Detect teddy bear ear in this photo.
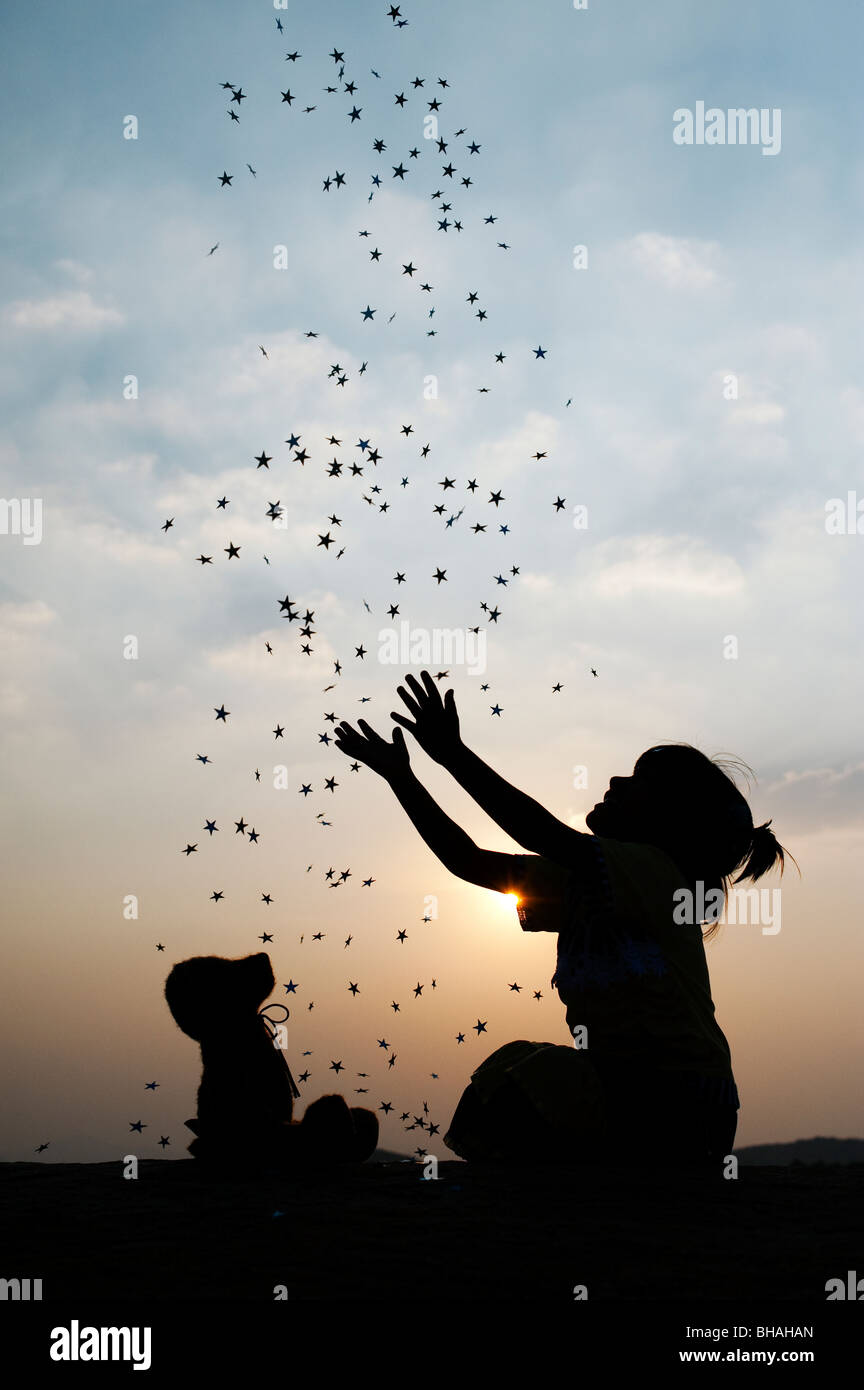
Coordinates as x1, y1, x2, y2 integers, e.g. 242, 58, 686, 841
247, 951, 275, 988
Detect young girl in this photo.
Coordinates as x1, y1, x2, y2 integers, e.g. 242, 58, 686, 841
334, 671, 793, 1168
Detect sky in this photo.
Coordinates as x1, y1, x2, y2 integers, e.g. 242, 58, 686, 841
1, 0, 862, 1163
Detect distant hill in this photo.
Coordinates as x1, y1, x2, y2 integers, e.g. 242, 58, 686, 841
377, 1138, 864, 1166
737, 1136, 864, 1165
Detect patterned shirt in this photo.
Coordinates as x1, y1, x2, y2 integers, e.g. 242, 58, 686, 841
505, 835, 739, 1108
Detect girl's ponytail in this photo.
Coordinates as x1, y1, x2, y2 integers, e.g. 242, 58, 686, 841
733, 819, 792, 884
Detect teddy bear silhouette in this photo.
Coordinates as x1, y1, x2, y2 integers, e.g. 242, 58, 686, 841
164, 951, 378, 1171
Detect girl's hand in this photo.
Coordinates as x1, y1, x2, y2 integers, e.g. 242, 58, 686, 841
391, 670, 462, 765
334, 718, 410, 781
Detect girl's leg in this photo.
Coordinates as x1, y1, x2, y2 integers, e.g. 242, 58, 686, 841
446, 1073, 566, 1162
445, 1041, 607, 1163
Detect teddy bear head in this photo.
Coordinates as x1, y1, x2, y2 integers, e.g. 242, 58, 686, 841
164, 951, 276, 1041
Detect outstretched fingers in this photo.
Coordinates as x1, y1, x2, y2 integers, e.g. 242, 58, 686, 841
395, 682, 423, 719
401, 669, 444, 712
408, 669, 441, 704
356, 717, 388, 745
390, 710, 418, 735
419, 669, 442, 700
334, 719, 375, 750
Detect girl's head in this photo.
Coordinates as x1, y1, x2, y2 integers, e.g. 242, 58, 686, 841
585, 743, 793, 931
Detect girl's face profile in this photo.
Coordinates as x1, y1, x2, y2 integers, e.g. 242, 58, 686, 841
585, 752, 676, 840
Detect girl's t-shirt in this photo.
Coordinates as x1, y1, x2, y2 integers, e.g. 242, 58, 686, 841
504, 834, 739, 1108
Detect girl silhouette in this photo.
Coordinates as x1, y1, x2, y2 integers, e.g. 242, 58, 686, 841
334, 671, 793, 1168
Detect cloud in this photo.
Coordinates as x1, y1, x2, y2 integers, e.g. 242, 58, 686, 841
53, 259, 93, 284
4, 291, 124, 331
622, 232, 725, 290
729, 402, 786, 426
590, 534, 745, 598
71, 522, 184, 568
837, 386, 864, 446
762, 763, 864, 832
99, 453, 157, 480
757, 323, 826, 368
519, 572, 556, 594
0, 601, 59, 718
207, 630, 338, 681
0, 598, 57, 632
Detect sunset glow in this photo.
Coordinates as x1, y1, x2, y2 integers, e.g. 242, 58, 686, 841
0, 0, 860, 1174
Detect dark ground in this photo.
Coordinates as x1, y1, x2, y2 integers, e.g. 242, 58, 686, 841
3, 1157, 861, 1301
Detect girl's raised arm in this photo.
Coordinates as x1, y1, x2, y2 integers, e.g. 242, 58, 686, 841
333, 716, 529, 892
391, 671, 589, 865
